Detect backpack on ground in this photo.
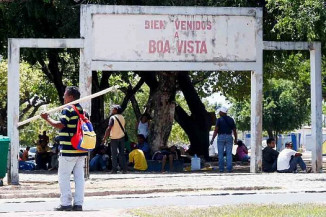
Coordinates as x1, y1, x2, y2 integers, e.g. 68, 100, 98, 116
71, 105, 96, 151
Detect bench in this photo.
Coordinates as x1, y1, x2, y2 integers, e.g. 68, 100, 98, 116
146, 160, 184, 172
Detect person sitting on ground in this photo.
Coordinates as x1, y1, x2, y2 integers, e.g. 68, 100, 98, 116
262, 138, 279, 172
236, 140, 250, 162
39, 131, 50, 146
19, 146, 36, 171
161, 145, 181, 173
277, 142, 311, 173
136, 113, 150, 139
136, 134, 150, 159
128, 143, 148, 171
49, 136, 60, 171
90, 145, 109, 171
36, 135, 51, 170
22, 146, 30, 161
19, 149, 23, 160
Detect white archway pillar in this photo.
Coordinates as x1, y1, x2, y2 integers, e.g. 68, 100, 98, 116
7, 39, 84, 185
263, 41, 323, 173
310, 42, 323, 172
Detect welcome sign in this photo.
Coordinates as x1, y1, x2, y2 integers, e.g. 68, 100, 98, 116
92, 14, 257, 62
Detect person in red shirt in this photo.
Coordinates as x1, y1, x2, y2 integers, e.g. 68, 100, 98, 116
22, 147, 30, 161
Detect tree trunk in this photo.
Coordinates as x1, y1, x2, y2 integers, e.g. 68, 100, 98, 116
130, 95, 141, 121
91, 71, 111, 145
47, 50, 65, 104
148, 72, 176, 152
120, 78, 145, 113
136, 71, 159, 117
267, 129, 274, 138
175, 72, 213, 159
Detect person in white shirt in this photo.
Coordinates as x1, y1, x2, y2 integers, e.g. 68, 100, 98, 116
277, 142, 310, 173
136, 113, 150, 139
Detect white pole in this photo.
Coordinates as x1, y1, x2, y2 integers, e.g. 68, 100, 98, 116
80, 5, 93, 115
250, 9, 263, 173
18, 85, 119, 127
310, 42, 323, 173
7, 39, 20, 185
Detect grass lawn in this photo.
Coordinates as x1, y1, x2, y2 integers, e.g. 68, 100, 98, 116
130, 203, 326, 217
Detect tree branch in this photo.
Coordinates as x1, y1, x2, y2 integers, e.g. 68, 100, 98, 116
177, 72, 207, 116
120, 78, 145, 112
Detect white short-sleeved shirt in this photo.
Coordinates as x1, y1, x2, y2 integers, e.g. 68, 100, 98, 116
137, 122, 149, 138
277, 149, 296, 171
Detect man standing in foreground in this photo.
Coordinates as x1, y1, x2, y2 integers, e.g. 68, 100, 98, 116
102, 105, 127, 174
210, 106, 237, 172
277, 142, 310, 173
41, 86, 87, 211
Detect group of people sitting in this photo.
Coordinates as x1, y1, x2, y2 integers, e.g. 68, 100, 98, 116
262, 138, 311, 173
91, 107, 183, 173
90, 133, 150, 172
19, 131, 59, 171
90, 132, 181, 173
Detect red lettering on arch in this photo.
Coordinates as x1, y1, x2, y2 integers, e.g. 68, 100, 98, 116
149, 40, 156, 53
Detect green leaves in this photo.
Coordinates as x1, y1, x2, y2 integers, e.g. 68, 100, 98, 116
230, 78, 310, 136
267, 0, 326, 41
0, 60, 59, 145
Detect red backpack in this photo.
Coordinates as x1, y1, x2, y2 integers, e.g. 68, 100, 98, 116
70, 105, 96, 151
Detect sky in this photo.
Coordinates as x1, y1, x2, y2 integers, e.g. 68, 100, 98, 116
204, 92, 231, 108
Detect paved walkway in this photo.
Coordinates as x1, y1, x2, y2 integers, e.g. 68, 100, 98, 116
1, 153, 326, 215
1, 171, 326, 200
1, 192, 326, 215
1, 169, 326, 215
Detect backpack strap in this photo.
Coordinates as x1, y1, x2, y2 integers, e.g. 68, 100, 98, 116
114, 115, 125, 133
71, 105, 85, 120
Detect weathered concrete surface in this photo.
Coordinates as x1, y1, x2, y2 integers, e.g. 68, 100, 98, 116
1, 163, 326, 216
1, 154, 325, 200
1, 193, 326, 216
1, 170, 326, 200
1, 155, 325, 216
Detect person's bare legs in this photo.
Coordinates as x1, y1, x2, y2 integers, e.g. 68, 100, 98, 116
169, 154, 174, 172
161, 155, 167, 172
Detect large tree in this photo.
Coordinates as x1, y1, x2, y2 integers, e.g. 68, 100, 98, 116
2, 0, 326, 155
175, 72, 214, 158
0, 60, 57, 140
231, 78, 310, 138
0, 1, 81, 103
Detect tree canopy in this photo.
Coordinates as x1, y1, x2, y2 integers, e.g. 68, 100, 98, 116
231, 78, 310, 138
0, 0, 325, 151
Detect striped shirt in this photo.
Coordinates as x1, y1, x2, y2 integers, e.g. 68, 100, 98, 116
59, 104, 88, 156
